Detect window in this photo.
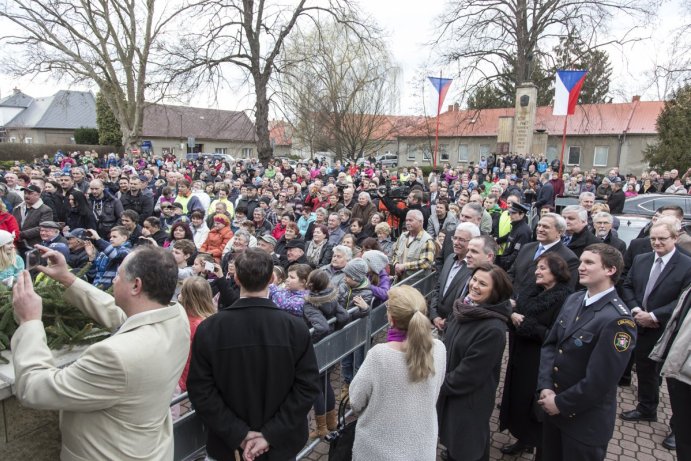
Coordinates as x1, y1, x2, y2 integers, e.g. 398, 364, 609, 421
567, 146, 581, 165
546, 145, 558, 161
458, 144, 469, 162
407, 144, 416, 160
9, 137, 16, 143
440, 144, 449, 161
593, 146, 609, 167
215, 147, 227, 155
24, 137, 32, 144
242, 148, 252, 158
479, 144, 491, 157
422, 149, 431, 162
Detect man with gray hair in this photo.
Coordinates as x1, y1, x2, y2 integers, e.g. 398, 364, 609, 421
327, 213, 345, 245
325, 245, 352, 288
430, 222, 481, 331
561, 205, 600, 259
391, 209, 435, 280
593, 212, 626, 255
508, 213, 580, 297
350, 191, 376, 224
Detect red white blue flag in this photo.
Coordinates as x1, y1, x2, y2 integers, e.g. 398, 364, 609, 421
428, 77, 453, 113
553, 70, 587, 116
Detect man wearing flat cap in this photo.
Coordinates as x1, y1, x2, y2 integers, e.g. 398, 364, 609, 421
283, 238, 309, 269
496, 202, 532, 271
39, 221, 68, 247
12, 184, 53, 252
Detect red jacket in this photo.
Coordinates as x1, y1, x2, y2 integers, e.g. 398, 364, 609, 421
0, 212, 20, 245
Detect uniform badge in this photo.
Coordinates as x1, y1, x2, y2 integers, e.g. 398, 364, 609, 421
515, 243, 522, 250
614, 332, 632, 352
617, 319, 635, 328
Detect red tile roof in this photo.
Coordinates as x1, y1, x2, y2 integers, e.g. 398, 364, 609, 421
269, 120, 292, 146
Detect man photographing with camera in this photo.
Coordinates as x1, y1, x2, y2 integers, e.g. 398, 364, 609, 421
11, 244, 189, 460
377, 185, 430, 234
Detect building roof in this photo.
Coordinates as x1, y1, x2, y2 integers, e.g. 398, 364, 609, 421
416, 100, 664, 138
269, 120, 292, 146
4, 90, 96, 129
142, 104, 256, 142
0, 89, 34, 108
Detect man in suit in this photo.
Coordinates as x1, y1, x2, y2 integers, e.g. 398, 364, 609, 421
535, 172, 554, 211
188, 248, 320, 461
508, 213, 580, 298
11, 245, 189, 460
561, 205, 600, 259
620, 221, 691, 444
538, 243, 636, 460
429, 222, 481, 332
12, 184, 53, 252
650, 284, 691, 460
436, 202, 484, 270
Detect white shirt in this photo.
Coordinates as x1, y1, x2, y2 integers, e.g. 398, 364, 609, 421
584, 286, 616, 306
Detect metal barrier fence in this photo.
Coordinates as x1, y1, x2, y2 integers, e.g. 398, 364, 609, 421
172, 269, 439, 461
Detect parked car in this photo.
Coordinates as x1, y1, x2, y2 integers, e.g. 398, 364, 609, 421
622, 194, 691, 220
376, 153, 398, 167
615, 215, 651, 247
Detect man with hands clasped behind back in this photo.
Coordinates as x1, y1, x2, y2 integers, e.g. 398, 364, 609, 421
10, 244, 189, 460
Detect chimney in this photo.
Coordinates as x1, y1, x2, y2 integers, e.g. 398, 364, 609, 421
632, 95, 641, 102
454, 102, 460, 112
13, 87, 21, 94
447, 104, 454, 112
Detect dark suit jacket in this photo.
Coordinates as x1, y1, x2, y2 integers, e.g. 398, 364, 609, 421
12, 202, 54, 249
624, 237, 691, 276
508, 241, 580, 298
535, 182, 554, 210
538, 290, 636, 445
621, 250, 691, 327
429, 254, 472, 321
188, 297, 320, 461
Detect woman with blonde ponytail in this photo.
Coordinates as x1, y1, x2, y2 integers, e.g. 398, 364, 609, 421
349, 285, 446, 461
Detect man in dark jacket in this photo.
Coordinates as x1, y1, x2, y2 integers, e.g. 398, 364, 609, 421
12, 184, 54, 252
535, 173, 554, 211
496, 202, 533, 271
119, 176, 154, 223
377, 187, 431, 234
88, 179, 123, 239
593, 212, 626, 255
561, 205, 600, 259
187, 248, 319, 461
607, 179, 626, 215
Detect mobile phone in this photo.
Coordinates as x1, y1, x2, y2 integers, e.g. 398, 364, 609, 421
25, 249, 46, 270
204, 262, 215, 272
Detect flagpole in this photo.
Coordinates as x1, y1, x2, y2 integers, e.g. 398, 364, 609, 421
433, 71, 442, 169
558, 115, 567, 177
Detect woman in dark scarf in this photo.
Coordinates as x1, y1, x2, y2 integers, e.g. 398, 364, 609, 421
438, 263, 513, 461
499, 253, 572, 456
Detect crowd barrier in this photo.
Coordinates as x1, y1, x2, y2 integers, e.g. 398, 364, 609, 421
171, 269, 439, 461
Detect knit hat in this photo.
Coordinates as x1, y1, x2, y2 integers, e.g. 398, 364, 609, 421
0, 230, 14, 246
362, 250, 389, 275
344, 258, 369, 284
213, 214, 230, 225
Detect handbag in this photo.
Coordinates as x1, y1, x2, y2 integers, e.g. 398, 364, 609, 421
327, 397, 356, 461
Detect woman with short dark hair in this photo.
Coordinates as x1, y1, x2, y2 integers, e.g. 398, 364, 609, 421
499, 253, 572, 456
438, 263, 513, 461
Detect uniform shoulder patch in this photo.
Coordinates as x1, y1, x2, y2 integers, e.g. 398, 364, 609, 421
614, 332, 632, 352
515, 242, 522, 251
617, 319, 636, 328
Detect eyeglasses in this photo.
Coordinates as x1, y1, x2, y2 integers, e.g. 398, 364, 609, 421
452, 237, 470, 243
649, 236, 672, 243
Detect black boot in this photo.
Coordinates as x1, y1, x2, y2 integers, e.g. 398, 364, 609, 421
500, 441, 535, 455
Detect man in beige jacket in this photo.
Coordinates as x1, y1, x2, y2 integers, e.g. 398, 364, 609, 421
11, 245, 189, 461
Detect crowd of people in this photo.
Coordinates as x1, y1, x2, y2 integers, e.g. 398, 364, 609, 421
3, 149, 691, 461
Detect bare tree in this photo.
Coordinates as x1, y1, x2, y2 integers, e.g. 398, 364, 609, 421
161, 0, 369, 165
434, 0, 657, 101
278, 22, 398, 161
0, 0, 197, 149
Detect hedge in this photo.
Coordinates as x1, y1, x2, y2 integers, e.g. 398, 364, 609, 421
0, 143, 122, 164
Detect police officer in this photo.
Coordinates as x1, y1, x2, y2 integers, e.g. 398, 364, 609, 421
496, 202, 532, 271
537, 243, 636, 461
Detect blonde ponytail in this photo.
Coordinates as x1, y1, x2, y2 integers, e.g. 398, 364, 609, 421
387, 286, 435, 383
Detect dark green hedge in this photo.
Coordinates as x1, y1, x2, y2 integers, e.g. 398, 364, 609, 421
0, 143, 121, 164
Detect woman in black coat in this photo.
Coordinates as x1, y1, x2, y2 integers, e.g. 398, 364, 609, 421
438, 263, 513, 461
499, 252, 572, 456
65, 189, 97, 231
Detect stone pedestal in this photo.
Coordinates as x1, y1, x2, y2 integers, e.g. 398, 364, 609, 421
512, 83, 538, 155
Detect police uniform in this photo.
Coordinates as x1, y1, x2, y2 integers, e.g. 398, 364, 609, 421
538, 289, 637, 460
496, 203, 532, 271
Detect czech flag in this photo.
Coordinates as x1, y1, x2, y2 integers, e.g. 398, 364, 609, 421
553, 70, 587, 116
428, 77, 453, 113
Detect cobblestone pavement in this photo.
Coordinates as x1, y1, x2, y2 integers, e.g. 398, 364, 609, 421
300, 345, 676, 461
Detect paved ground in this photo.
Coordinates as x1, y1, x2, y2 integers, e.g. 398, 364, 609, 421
300, 344, 676, 461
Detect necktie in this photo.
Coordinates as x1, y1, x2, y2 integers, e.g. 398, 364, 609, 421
533, 244, 545, 260
562, 234, 572, 246
642, 257, 663, 310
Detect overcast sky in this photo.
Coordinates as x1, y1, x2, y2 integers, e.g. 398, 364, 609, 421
0, 0, 687, 116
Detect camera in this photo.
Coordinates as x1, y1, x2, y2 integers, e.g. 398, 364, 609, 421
25, 249, 47, 270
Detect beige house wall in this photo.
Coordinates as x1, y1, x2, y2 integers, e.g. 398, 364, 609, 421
5, 128, 77, 145
142, 137, 256, 159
